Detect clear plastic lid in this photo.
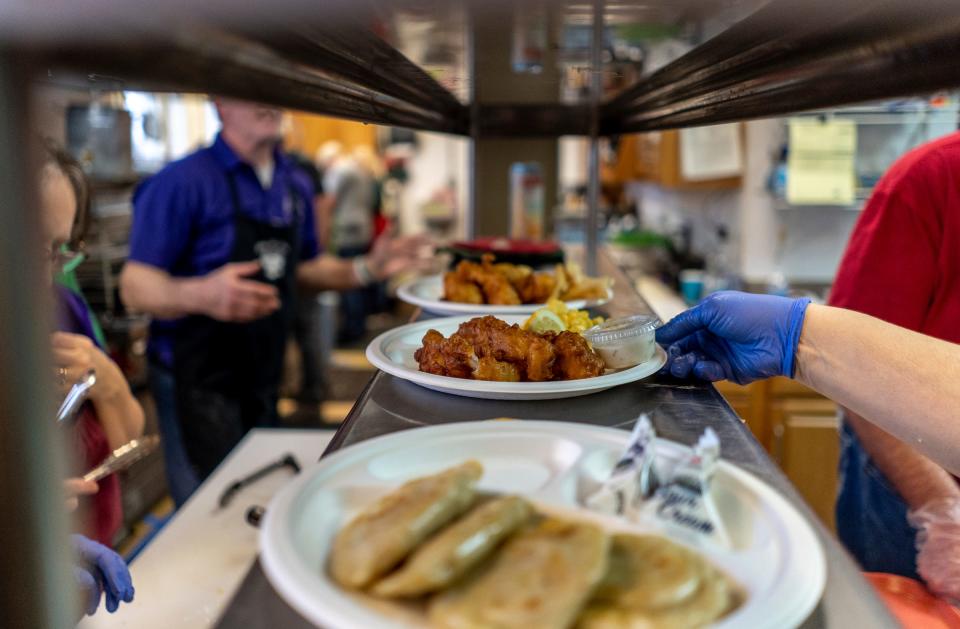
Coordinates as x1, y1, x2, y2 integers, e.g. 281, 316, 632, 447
582, 314, 661, 345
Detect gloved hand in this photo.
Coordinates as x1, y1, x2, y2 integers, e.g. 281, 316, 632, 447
73, 565, 103, 617
71, 534, 134, 616
655, 291, 812, 385
909, 499, 960, 604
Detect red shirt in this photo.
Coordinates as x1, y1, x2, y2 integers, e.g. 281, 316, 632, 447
57, 286, 123, 545
829, 131, 960, 344
73, 406, 122, 545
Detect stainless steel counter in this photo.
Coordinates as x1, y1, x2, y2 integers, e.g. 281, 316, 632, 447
216, 249, 896, 628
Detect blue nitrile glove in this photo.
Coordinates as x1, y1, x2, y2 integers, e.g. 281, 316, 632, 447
655, 291, 811, 385
73, 565, 103, 617
71, 534, 135, 615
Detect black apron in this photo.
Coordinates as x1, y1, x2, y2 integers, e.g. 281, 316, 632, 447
173, 168, 302, 480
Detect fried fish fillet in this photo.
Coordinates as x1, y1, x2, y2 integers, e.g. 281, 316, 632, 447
328, 460, 483, 589
372, 496, 534, 598
576, 534, 736, 629
429, 518, 610, 629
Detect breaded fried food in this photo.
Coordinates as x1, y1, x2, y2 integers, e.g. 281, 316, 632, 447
550, 331, 606, 380
429, 518, 611, 629
558, 262, 612, 301
473, 356, 522, 382
551, 263, 570, 300
463, 255, 522, 305
443, 271, 483, 304
560, 279, 612, 301
517, 272, 557, 304
441, 255, 611, 306
456, 316, 556, 381
493, 262, 533, 289
415, 329, 478, 378
372, 496, 533, 598
329, 461, 483, 589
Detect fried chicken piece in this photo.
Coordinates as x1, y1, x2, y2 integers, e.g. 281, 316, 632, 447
454, 259, 481, 281
455, 315, 555, 381
453, 314, 511, 348
493, 262, 533, 290
415, 329, 478, 378
475, 273, 521, 304
550, 331, 606, 380
516, 272, 557, 304
473, 356, 521, 382
460, 257, 521, 305
443, 271, 483, 304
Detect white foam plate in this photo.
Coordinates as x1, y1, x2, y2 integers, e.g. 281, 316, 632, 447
365, 315, 666, 400
260, 420, 826, 629
397, 273, 613, 316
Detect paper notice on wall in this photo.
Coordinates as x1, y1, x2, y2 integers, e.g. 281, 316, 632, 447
787, 118, 857, 205
679, 123, 743, 181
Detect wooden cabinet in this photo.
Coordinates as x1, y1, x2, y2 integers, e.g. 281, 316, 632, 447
776, 404, 840, 529
715, 378, 839, 529
613, 130, 742, 190
284, 112, 378, 158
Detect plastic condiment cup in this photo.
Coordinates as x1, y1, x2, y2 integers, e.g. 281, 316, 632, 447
583, 314, 660, 369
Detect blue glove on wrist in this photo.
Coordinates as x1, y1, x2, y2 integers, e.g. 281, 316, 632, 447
655, 291, 811, 385
73, 565, 102, 617
71, 534, 134, 616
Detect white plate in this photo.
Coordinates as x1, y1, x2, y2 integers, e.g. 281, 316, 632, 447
260, 420, 826, 629
397, 273, 613, 316
365, 315, 666, 400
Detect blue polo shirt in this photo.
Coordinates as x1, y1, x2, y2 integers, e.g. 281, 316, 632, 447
129, 133, 319, 367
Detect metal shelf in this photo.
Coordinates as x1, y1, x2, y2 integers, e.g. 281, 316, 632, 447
602, 0, 960, 134
35, 20, 468, 135
18, 0, 960, 138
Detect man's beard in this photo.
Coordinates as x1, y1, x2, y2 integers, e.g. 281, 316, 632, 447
252, 134, 283, 153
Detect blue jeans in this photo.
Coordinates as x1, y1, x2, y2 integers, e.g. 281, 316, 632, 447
149, 361, 200, 508
835, 421, 919, 578
338, 245, 385, 342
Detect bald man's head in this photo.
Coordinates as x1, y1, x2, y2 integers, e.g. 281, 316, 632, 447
214, 98, 285, 149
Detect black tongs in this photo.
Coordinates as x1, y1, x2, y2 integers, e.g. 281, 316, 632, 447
218, 452, 301, 509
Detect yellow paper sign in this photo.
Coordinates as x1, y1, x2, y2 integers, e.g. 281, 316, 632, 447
786, 118, 857, 206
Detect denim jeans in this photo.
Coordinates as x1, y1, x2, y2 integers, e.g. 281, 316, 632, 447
338, 245, 380, 342
149, 360, 200, 508
835, 421, 919, 579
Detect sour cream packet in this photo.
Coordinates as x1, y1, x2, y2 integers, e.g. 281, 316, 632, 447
637, 428, 731, 549
586, 414, 659, 516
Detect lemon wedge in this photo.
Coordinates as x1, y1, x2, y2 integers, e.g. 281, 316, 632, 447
525, 308, 566, 334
